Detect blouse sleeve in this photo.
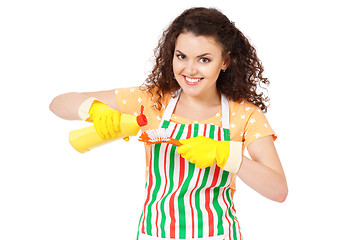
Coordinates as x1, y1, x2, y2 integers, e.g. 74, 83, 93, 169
243, 104, 277, 147
115, 86, 151, 115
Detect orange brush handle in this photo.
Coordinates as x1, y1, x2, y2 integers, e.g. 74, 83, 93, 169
169, 138, 182, 147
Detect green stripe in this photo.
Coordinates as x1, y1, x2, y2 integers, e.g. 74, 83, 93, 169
136, 210, 144, 240
194, 124, 218, 237
213, 170, 229, 235
223, 128, 231, 141
173, 124, 186, 237
194, 124, 217, 237
193, 123, 199, 138
146, 120, 171, 236
174, 124, 186, 141
137, 181, 148, 239
146, 142, 161, 235
178, 160, 195, 237
208, 124, 226, 235
177, 123, 199, 237
226, 188, 238, 240
209, 124, 215, 139
162, 120, 170, 129
195, 167, 210, 238
222, 128, 233, 236
160, 123, 185, 237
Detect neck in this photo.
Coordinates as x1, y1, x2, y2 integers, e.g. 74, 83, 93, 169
172, 90, 223, 121
178, 90, 221, 108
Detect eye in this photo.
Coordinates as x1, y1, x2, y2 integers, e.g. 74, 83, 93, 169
200, 57, 210, 63
176, 54, 186, 60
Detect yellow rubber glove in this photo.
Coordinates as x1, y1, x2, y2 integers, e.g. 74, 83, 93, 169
177, 136, 243, 173
86, 100, 122, 140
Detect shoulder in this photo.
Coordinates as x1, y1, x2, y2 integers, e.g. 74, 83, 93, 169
229, 99, 263, 116
229, 99, 275, 145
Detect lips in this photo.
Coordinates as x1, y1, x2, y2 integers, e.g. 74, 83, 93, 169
183, 76, 204, 85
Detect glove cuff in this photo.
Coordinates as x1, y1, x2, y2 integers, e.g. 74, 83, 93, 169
78, 97, 99, 121
223, 141, 243, 173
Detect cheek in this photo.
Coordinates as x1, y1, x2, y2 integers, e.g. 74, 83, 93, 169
172, 62, 182, 83
202, 64, 221, 78
172, 59, 181, 73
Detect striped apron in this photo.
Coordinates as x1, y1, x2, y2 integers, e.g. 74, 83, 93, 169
137, 92, 242, 240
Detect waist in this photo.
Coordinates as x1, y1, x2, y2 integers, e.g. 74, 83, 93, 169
138, 233, 225, 240
139, 185, 238, 239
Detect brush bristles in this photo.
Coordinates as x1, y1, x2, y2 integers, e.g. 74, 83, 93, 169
146, 128, 171, 143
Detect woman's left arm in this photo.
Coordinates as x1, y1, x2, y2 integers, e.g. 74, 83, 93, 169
237, 135, 288, 202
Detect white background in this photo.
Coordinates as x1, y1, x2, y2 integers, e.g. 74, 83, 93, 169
1, 0, 360, 239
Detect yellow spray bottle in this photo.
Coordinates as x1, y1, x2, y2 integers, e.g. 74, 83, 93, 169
69, 106, 148, 153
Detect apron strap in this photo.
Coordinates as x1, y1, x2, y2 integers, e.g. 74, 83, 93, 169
220, 94, 229, 129
160, 89, 181, 124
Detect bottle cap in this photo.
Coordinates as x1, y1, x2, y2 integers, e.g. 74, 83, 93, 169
136, 105, 148, 127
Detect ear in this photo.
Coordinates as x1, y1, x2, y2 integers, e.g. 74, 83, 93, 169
222, 51, 231, 70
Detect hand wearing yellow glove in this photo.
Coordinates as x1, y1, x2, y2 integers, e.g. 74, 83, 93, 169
177, 136, 243, 173
78, 97, 125, 140
69, 97, 147, 153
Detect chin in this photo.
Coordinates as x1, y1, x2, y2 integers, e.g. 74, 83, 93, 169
181, 87, 203, 97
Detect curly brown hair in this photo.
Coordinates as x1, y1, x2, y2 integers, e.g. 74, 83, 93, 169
143, 7, 270, 112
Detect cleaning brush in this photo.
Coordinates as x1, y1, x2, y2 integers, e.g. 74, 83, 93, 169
138, 128, 182, 146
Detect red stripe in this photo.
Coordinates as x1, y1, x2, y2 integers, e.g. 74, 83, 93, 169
222, 187, 232, 240
204, 125, 223, 237
154, 125, 178, 236
218, 126, 222, 141
203, 124, 207, 136
186, 124, 192, 140
183, 125, 195, 236
169, 125, 186, 238
231, 203, 242, 239
141, 148, 153, 234
189, 170, 202, 238
205, 166, 220, 236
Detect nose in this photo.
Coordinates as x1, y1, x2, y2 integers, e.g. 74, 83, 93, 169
185, 61, 197, 76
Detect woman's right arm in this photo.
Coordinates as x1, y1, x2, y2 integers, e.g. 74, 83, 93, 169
49, 90, 118, 120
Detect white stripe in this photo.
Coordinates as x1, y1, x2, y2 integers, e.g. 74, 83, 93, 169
202, 163, 217, 235
145, 145, 158, 233
174, 143, 181, 238
231, 204, 242, 240
165, 123, 180, 236
149, 145, 158, 235
188, 166, 202, 238
153, 142, 168, 234
218, 172, 232, 234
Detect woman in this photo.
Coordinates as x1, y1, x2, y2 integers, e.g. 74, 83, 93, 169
50, 7, 287, 240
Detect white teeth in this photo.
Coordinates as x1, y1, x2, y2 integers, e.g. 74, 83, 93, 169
185, 76, 202, 83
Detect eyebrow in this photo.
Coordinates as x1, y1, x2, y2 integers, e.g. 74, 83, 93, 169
175, 50, 212, 58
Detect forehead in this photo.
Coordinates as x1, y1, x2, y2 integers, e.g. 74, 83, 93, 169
174, 32, 224, 55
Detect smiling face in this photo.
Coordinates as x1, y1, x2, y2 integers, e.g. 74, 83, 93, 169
172, 32, 229, 102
